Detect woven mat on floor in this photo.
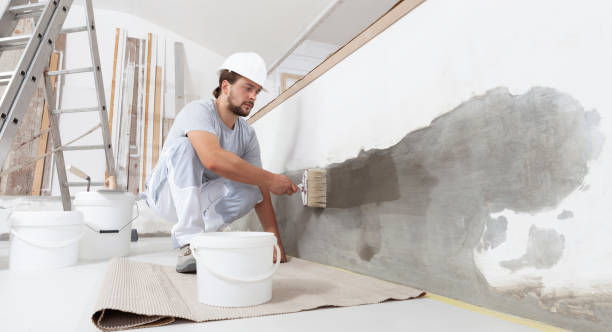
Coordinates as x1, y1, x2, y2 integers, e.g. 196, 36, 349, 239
91, 257, 425, 331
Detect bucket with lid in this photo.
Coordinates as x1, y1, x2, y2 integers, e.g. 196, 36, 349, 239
191, 231, 281, 307
73, 191, 138, 259
8, 211, 84, 271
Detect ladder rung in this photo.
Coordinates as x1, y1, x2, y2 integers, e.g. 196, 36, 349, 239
0, 71, 13, 85
67, 181, 105, 187
48, 67, 94, 76
0, 71, 12, 85
0, 35, 31, 50
61, 26, 88, 34
0, 71, 14, 80
9, 3, 47, 19
61, 145, 105, 151
52, 107, 99, 115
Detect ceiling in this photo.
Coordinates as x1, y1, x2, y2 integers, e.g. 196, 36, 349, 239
92, 0, 400, 69
92, 0, 333, 67
308, 0, 400, 46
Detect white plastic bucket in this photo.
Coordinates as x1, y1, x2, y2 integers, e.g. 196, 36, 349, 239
191, 232, 281, 307
9, 211, 84, 271
73, 191, 137, 259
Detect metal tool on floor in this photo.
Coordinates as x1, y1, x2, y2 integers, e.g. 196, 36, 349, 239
297, 168, 327, 208
0, 0, 116, 210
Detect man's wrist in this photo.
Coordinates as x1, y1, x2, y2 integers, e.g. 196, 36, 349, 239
262, 171, 275, 189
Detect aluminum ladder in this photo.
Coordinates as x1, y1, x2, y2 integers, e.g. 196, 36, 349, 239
0, 0, 116, 210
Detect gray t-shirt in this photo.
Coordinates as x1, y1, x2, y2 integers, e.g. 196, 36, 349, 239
163, 98, 262, 180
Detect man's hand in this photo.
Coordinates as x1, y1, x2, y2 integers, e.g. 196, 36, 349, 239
273, 240, 288, 263
268, 174, 298, 195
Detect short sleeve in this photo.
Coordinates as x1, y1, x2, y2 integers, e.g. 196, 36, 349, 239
243, 131, 262, 168
177, 101, 219, 138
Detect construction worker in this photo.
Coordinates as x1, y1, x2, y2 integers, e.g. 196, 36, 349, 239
144, 52, 298, 273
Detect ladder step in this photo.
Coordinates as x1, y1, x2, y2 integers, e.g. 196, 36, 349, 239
0, 35, 31, 50
67, 181, 105, 187
52, 106, 99, 115
9, 2, 47, 19
0, 71, 13, 85
61, 26, 88, 34
0, 71, 14, 79
61, 144, 105, 151
48, 67, 94, 76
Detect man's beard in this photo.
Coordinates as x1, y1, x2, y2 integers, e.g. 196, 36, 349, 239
228, 92, 252, 117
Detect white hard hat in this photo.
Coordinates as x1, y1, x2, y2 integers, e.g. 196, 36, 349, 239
218, 52, 268, 91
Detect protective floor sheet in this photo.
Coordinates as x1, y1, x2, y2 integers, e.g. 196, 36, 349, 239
92, 257, 425, 331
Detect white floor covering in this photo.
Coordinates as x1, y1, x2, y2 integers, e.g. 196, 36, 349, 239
0, 237, 540, 332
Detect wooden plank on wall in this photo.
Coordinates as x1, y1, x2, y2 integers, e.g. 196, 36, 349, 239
115, 37, 140, 188
247, 0, 426, 125
140, 33, 152, 192
134, 38, 146, 193
174, 41, 185, 113
108, 28, 120, 134
31, 51, 60, 196
39, 34, 66, 196
126, 37, 143, 194
152, 65, 162, 169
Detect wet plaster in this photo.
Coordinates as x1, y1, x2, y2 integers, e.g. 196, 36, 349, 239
479, 216, 508, 251
557, 210, 574, 220
235, 87, 608, 331
500, 225, 566, 272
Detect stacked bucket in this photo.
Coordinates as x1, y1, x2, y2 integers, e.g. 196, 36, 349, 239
7, 191, 137, 271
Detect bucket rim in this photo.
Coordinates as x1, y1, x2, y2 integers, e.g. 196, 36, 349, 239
190, 231, 277, 249
9, 211, 83, 227
74, 191, 136, 202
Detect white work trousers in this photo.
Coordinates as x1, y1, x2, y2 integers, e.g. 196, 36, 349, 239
145, 137, 262, 247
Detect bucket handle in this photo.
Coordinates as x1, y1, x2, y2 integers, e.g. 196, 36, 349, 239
10, 227, 84, 249
83, 202, 139, 234
192, 243, 281, 283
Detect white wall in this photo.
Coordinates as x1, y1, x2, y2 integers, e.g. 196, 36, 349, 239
53, 5, 224, 194
251, 0, 612, 298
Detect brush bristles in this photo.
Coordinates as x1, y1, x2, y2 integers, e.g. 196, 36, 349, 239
306, 168, 327, 208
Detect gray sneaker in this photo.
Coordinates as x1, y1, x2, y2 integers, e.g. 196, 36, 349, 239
176, 244, 196, 273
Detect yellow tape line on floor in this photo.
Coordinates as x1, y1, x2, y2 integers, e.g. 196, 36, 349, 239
425, 293, 569, 332
304, 258, 569, 332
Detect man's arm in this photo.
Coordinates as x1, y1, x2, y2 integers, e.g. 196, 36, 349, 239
188, 131, 297, 195
255, 187, 287, 263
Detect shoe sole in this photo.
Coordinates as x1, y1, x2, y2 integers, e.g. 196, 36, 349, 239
176, 259, 196, 274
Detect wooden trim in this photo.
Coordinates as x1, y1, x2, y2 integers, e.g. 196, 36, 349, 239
141, 33, 152, 191
152, 66, 162, 169
247, 0, 426, 125
31, 52, 60, 196
109, 28, 120, 133
279, 72, 303, 93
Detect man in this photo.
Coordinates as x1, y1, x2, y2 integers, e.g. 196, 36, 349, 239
145, 52, 298, 273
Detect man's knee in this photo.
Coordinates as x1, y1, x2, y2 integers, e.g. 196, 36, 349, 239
218, 182, 262, 222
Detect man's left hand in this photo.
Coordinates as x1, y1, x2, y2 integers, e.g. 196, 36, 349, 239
273, 241, 287, 263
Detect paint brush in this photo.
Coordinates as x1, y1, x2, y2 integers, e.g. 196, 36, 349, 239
297, 168, 327, 208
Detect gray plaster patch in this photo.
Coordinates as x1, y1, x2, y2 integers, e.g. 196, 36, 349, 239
327, 148, 400, 209
236, 86, 608, 331
557, 210, 574, 220
500, 225, 566, 272
357, 208, 382, 261
479, 216, 508, 251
